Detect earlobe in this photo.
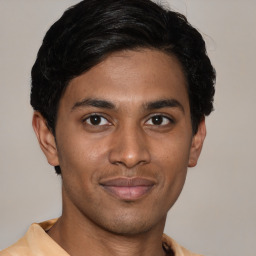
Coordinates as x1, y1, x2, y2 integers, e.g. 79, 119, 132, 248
32, 112, 59, 167
188, 118, 206, 167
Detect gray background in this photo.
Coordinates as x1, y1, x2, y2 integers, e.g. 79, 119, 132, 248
0, 0, 255, 255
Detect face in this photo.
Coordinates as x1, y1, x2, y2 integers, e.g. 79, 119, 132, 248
33, 49, 205, 235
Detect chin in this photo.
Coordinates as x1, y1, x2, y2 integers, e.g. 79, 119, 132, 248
105, 222, 152, 236
99, 212, 165, 236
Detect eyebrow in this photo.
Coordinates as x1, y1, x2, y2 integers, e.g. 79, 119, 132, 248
71, 97, 184, 113
71, 98, 115, 111
145, 99, 185, 113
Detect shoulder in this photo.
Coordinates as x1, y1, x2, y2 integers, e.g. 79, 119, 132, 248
0, 250, 12, 256
0, 231, 36, 256
0, 237, 29, 256
0, 219, 60, 256
162, 233, 203, 256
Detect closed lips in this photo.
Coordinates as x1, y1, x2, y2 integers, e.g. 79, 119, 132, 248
100, 177, 156, 200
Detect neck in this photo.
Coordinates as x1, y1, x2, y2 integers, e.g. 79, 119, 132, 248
48, 194, 167, 256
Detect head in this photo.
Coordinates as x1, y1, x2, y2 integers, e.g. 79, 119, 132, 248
31, 0, 215, 142
31, 0, 215, 236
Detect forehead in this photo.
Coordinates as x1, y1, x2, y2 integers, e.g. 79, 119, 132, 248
60, 49, 189, 111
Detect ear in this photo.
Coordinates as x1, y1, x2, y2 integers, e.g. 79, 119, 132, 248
32, 111, 59, 167
188, 118, 206, 167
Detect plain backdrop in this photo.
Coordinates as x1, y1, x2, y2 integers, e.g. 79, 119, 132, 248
0, 1, 255, 255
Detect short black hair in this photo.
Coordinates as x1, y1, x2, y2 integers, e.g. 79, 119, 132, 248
31, 0, 215, 174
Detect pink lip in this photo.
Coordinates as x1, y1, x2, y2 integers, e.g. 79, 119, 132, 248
100, 177, 156, 201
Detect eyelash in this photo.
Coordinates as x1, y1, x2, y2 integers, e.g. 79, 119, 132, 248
145, 114, 174, 126
82, 114, 111, 126
82, 113, 174, 127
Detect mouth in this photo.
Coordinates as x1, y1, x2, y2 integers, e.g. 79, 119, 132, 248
99, 177, 156, 201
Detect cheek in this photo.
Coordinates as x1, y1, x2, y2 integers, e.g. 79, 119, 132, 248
57, 137, 104, 203
57, 133, 107, 172
153, 153, 188, 212
153, 132, 192, 170
152, 134, 191, 198
56, 134, 113, 200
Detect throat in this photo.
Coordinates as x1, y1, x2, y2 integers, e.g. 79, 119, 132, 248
46, 217, 169, 256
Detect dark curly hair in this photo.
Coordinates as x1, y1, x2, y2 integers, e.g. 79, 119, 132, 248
31, 0, 215, 174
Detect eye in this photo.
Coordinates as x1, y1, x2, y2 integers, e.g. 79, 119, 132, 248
146, 115, 173, 126
84, 114, 110, 126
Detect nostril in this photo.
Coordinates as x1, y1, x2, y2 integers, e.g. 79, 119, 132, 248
109, 150, 151, 168
108, 128, 151, 168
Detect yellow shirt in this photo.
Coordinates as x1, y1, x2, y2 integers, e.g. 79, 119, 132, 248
0, 219, 202, 256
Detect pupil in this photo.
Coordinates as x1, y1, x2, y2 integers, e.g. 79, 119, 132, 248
90, 116, 101, 125
152, 116, 163, 125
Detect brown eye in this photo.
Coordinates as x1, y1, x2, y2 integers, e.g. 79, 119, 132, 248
146, 115, 172, 126
85, 115, 109, 126
151, 115, 163, 125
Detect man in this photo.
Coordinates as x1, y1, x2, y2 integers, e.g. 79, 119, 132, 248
0, 0, 215, 255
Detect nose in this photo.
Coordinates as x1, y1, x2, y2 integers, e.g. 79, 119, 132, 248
108, 125, 151, 168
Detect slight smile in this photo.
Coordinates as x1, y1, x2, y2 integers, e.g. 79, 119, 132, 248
100, 177, 156, 201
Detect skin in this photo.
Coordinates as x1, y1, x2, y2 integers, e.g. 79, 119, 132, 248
33, 49, 206, 256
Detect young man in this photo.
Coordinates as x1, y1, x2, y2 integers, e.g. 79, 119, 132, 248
0, 0, 215, 255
